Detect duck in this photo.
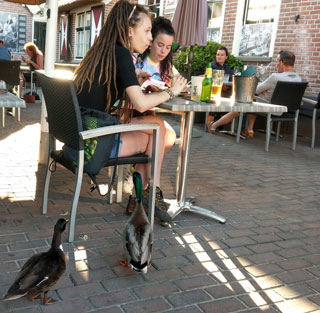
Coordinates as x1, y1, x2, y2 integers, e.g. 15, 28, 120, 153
120, 171, 153, 274
4, 218, 68, 305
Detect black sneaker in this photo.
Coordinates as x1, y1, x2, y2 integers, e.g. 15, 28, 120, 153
142, 186, 172, 223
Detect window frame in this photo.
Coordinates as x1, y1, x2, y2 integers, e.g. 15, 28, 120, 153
232, 0, 281, 60
207, 0, 225, 43
75, 10, 91, 59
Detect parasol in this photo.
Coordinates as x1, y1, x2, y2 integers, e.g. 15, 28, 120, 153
5, 0, 45, 4
172, 0, 207, 79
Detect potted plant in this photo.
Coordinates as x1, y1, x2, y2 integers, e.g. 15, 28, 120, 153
174, 41, 244, 76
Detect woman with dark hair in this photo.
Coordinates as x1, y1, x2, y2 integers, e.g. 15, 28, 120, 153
136, 16, 178, 87
73, 1, 187, 222
210, 46, 233, 78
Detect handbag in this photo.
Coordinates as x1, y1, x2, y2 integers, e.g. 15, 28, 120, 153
63, 107, 121, 177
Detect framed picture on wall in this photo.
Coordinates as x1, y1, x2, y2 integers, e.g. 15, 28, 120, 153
0, 12, 25, 53
239, 23, 272, 57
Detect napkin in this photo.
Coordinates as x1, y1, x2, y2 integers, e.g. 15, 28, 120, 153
241, 65, 256, 77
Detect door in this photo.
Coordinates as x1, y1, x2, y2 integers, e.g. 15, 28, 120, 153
33, 21, 46, 56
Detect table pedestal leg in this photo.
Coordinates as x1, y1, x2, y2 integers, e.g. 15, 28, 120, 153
170, 111, 227, 224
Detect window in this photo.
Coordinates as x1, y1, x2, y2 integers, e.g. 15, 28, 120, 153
239, 0, 279, 57
147, 0, 160, 18
207, 0, 224, 43
75, 11, 91, 59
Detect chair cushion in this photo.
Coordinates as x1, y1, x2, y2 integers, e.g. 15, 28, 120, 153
300, 108, 320, 119
271, 112, 296, 122
51, 150, 150, 173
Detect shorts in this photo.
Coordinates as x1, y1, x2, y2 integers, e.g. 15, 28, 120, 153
109, 134, 122, 158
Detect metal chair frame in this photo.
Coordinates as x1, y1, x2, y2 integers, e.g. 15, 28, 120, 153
38, 73, 159, 242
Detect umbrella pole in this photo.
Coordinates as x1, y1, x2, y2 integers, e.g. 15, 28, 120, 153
187, 46, 194, 81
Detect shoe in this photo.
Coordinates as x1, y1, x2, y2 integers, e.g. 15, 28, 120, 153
125, 195, 136, 215
126, 195, 148, 215
123, 165, 134, 194
242, 129, 254, 138
206, 115, 216, 134
142, 186, 172, 223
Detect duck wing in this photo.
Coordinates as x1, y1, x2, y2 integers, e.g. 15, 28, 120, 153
4, 250, 66, 300
139, 223, 153, 266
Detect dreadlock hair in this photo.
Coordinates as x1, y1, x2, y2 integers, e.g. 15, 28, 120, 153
139, 16, 175, 83
74, 0, 149, 114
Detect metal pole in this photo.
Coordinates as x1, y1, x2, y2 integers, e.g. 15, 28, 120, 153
38, 0, 58, 164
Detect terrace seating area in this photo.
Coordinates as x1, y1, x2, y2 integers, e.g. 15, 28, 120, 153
0, 99, 320, 312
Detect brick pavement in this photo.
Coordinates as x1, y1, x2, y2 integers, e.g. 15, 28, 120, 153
0, 102, 320, 313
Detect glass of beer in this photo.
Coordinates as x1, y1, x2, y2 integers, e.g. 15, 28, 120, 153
211, 70, 224, 101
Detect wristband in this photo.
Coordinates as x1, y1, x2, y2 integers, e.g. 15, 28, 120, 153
165, 88, 175, 100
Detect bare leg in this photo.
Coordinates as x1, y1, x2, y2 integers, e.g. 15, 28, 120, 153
247, 114, 257, 131
210, 112, 239, 130
164, 120, 176, 154
119, 115, 167, 189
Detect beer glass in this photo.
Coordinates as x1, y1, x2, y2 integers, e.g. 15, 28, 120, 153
211, 70, 224, 101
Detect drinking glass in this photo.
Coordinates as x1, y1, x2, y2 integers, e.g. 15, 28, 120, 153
211, 70, 224, 101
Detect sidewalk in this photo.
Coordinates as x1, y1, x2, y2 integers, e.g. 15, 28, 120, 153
0, 102, 320, 313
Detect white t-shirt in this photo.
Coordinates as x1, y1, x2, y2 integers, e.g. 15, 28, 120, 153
256, 72, 302, 101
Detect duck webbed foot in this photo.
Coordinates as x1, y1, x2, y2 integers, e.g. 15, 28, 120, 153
42, 291, 57, 305
29, 294, 42, 302
120, 259, 130, 268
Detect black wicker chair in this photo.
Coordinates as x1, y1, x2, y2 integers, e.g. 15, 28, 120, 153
0, 60, 22, 124
300, 91, 320, 148
265, 81, 308, 151
38, 73, 159, 242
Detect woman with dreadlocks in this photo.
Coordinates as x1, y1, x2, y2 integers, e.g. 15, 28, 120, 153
73, 0, 187, 223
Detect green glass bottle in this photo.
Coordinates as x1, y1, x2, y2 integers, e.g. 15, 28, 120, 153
200, 64, 213, 102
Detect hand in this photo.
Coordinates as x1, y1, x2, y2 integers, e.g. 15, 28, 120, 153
135, 69, 151, 85
21, 56, 25, 62
170, 75, 187, 96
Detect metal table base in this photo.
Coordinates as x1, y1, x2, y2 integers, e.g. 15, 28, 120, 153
170, 110, 227, 224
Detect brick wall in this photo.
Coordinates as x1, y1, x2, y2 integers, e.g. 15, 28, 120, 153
0, 2, 33, 60
273, 0, 320, 94
221, 0, 320, 95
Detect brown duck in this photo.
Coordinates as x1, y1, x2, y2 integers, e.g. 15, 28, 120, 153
4, 218, 68, 304
121, 171, 153, 273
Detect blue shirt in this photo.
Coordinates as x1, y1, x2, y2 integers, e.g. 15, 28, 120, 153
0, 46, 11, 61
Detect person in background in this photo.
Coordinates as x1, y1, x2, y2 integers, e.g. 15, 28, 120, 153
20, 42, 44, 92
122, 16, 179, 198
207, 50, 301, 137
0, 39, 11, 61
211, 47, 233, 79
73, 0, 187, 222
136, 16, 179, 87
21, 42, 43, 70
135, 16, 178, 152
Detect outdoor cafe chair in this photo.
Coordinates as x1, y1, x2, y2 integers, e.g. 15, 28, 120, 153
263, 81, 308, 151
0, 60, 22, 120
38, 73, 159, 243
300, 91, 320, 148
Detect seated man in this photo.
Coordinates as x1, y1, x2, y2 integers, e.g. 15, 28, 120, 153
0, 39, 11, 61
207, 50, 302, 137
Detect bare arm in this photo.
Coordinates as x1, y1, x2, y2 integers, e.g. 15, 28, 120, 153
126, 74, 187, 113
256, 74, 276, 95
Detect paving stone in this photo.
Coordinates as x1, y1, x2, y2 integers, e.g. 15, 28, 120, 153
133, 281, 179, 300
276, 269, 315, 285
174, 274, 217, 290
1, 105, 320, 312
90, 289, 137, 308
199, 297, 245, 313
166, 289, 211, 307
122, 298, 171, 313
